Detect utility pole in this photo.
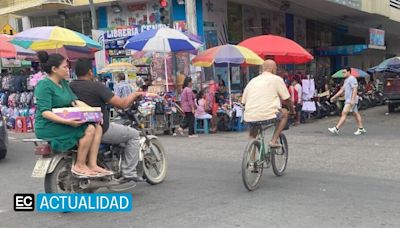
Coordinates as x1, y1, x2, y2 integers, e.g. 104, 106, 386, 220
89, 0, 98, 30
185, 0, 197, 35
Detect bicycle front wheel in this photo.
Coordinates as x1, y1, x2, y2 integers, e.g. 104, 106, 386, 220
271, 134, 289, 176
242, 139, 264, 191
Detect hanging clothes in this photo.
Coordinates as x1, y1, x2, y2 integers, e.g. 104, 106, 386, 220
302, 76, 316, 112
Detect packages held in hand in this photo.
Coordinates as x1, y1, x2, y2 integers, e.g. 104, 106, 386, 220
52, 107, 103, 123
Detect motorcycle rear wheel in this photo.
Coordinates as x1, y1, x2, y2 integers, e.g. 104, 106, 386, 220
44, 158, 93, 193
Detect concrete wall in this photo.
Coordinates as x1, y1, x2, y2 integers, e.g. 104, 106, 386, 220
202, 0, 228, 45
74, 0, 114, 6
361, 0, 390, 17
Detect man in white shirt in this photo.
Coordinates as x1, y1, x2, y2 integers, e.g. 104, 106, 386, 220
242, 60, 295, 148
293, 77, 302, 125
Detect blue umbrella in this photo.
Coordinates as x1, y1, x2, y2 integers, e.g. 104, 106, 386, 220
124, 28, 203, 91
124, 28, 202, 52
368, 57, 400, 73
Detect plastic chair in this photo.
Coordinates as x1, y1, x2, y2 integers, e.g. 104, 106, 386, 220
232, 117, 246, 132
194, 118, 209, 134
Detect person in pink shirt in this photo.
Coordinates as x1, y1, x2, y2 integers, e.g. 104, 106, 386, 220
178, 77, 197, 138
195, 90, 212, 119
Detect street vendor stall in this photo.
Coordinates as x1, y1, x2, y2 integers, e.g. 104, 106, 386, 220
123, 28, 202, 135
192, 44, 263, 131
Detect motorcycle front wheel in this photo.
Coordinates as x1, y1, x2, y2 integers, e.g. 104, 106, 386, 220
142, 138, 168, 185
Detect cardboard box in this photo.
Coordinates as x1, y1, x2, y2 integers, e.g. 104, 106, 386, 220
52, 107, 103, 123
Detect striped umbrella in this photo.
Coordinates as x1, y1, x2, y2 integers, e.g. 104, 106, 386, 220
332, 68, 369, 78
12, 26, 101, 51
99, 62, 137, 74
192, 44, 263, 67
124, 28, 203, 91
192, 44, 263, 105
0, 35, 36, 58
124, 28, 202, 52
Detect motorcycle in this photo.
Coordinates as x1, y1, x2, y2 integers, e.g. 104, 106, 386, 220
315, 90, 339, 118
25, 100, 168, 193
375, 90, 385, 106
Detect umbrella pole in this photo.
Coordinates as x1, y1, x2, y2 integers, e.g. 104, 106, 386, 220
164, 55, 169, 92
228, 63, 232, 108
213, 64, 216, 81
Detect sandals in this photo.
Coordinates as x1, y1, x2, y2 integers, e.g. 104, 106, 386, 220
71, 167, 99, 178
71, 166, 113, 178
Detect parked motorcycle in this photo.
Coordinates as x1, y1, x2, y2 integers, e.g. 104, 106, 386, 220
375, 90, 385, 106
26, 100, 168, 193
315, 90, 340, 118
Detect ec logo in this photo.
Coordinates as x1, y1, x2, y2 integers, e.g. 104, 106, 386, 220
14, 194, 35, 211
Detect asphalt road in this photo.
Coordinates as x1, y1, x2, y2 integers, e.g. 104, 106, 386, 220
0, 106, 399, 228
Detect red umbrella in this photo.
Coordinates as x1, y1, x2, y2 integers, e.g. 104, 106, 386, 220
238, 35, 313, 64
0, 40, 17, 58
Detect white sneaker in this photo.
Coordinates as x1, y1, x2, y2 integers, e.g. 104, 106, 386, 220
328, 127, 339, 135
354, 128, 366, 136
188, 135, 199, 138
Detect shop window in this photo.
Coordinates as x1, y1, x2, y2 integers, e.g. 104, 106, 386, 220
30, 16, 47, 28
48, 15, 65, 27
66, 12, 83, 34
16, 18, 23, 32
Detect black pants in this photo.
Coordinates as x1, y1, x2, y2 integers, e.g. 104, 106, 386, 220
182, 112, 195, 135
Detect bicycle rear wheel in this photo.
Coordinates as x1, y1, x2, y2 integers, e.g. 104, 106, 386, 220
242, 139, 264, 191
271, 134, 289, 176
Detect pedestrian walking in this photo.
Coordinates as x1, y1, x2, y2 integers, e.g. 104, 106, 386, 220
177, 77, 197, 138
329, 67, 366, 135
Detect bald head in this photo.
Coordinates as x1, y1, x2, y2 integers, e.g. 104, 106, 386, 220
262, 60, 277, 74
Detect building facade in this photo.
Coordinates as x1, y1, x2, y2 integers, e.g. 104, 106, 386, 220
2, 0, 400, 89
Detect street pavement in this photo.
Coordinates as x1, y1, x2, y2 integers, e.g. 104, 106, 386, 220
0, 106, 399, 228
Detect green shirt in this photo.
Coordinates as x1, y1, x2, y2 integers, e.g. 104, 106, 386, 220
34, 78, 87, 152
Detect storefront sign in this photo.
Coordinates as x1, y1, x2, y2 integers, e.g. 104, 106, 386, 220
105, 24, 168, 40
315, 44, 368, 56
92, 30, 108, 73
369, 28, 385, 46
173, 21, 187, 32
1, 24, 16, 35
1, 58, 21, 67
127, 3, 147, 11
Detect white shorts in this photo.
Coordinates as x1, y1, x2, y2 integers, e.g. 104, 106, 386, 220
343, 104, 359, 113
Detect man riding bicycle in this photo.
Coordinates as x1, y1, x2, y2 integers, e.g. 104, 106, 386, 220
242, 60, 295, 148
70, 58, 147, 184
